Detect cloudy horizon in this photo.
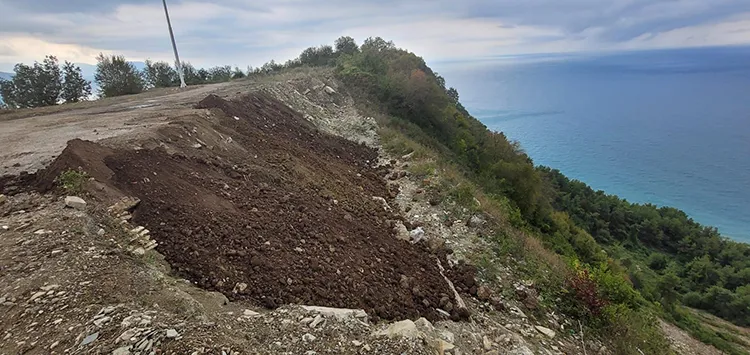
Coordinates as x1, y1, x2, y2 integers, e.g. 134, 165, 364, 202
1, 0, 750, 72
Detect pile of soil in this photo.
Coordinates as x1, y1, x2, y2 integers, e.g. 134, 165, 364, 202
34, 93, 468, 321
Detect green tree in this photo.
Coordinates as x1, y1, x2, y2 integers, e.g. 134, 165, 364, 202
232, 67, 246, 79
95, 54, 144, 97
61, 61, 91, 103
0, 55, 62, 108
334, 36, 359, 55
143, 60, 177, 88
657, 272, 681, 311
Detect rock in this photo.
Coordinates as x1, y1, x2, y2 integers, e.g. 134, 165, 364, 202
323, 86, 336, 95
40, 284, 60, 291
371, 196, 391, 211
401, 151, 415, 160
394, 222, 410, 241
509, 306, 527, 318
93, 316, 112, 327
29, 291, 46, 302
233, 283, 248, 293
483, 335, 492, 350
300, 305, 367, 320
243, 309, 260, 317
352, 340, 362, 346
132, 247, 146, 255
0, 194, 6, 204
374, 320, 421, 339
309, 314, 324, 328
437, 339, 455, 353
49, 341, 59, 349
534, 325, 556, 338
81, 332, 99, 346
414, 317, 434, 333
468, 215, 485, 227
409, 227, 425, 243
112, 346, 131, 355
166, 329, 179, 338
192, 143, 202, 149
64, 196, 87, 209
508, 346, 535, 355
477, 285, 492, 301
490, 296, 505, 311
97, 228, 106, 236
302, 333, 316, 342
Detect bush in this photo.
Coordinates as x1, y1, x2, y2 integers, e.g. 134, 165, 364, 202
95, 54, 144, 97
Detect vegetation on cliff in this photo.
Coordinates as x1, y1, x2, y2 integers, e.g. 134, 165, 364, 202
269, 36, 749, 354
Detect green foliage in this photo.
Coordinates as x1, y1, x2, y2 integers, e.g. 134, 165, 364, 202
95, 54, 144, 97
334, 36, 359, 55
143, 60, 178, 88
56, 169, 88, 194
667, 307, 747, 355
0, 55, 63, 108
61, 61, 91, 103
232, 67, 246, 79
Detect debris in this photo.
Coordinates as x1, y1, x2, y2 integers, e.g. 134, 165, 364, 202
323, 86, 336, 95
535, 325, 556, 338
81, 332, 99, 346
302, 333, 316, 342
374, 319, 421, 339
64, 196, 87, 209
166, 329, 179, 338
243, 309, 260, 317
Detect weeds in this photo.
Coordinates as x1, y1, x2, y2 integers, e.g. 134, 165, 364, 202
56, 169, 89, 194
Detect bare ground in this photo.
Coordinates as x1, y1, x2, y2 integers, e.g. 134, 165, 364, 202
0, 68, 724, 355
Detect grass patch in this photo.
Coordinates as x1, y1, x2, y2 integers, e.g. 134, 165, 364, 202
56, 169, 89, 194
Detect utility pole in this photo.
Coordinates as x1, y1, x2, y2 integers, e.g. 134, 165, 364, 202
162, 0, 186, 88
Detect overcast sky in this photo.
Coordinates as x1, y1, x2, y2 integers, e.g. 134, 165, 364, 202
1, 0, 750, 71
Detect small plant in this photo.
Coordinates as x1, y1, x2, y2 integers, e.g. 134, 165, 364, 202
56, 168, 89, 194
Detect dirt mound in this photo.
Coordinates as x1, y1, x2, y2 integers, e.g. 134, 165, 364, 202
34, 93, 466, 321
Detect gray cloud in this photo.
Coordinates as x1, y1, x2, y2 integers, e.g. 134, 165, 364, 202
0, 0, 749, 70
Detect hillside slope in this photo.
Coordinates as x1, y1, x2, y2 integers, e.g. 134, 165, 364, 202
1, 69, 606, 355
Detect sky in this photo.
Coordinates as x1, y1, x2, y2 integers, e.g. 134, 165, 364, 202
1, 0, 750, 71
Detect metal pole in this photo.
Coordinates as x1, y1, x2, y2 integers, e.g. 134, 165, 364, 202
162, 0, 186, 88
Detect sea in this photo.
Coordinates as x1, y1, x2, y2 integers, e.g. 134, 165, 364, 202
436, 46, 750, 242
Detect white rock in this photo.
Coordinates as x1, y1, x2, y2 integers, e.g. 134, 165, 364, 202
0, 194, 6, 204
409, 227, 425, 243
132, 247, 146, 256
535, 325, 556, 338
93, 316, 112, 327
243, 309, 260, 317
192, 143, 202, 149
323, 86, 336, 95
352, 340, 362, 346
374, 320, 421, 339
309, 314, 324, 328
49, 341, 59, 349
300, 305, 367, 320
166, 329, 179, 338
509, 346, 535, 355
65, 196, 87, 209
302, 333, 316, 342
29, 291, 46, 302
414, 317, 434, 333
40, 284, 60, 291
112, 346, 132, 355
81, 332, 99, 346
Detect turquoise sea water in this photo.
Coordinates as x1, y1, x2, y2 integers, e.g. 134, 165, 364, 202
437, 47, 750, 242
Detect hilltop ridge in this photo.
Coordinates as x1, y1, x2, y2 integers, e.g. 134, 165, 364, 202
1, 37, 748, 355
